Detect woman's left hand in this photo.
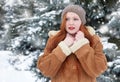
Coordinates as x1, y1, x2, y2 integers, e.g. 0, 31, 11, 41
74, 31, 84, 42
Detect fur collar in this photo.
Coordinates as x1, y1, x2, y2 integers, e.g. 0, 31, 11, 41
48, 26, 95, 37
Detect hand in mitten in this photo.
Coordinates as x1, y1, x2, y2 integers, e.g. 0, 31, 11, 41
74, 31, 84, 42
64, 33, 75, 47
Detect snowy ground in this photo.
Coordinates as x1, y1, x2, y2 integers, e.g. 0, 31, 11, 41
0, 51, 42, 82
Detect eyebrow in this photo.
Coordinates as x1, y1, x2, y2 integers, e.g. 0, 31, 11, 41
66, 16, 80, 19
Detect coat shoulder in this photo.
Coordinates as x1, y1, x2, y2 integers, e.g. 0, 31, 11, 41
48, 30, 60, 37
86, 26, 96, 36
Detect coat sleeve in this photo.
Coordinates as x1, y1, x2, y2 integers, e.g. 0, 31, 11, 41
70, 35, 108, 78
37, 38, 71, 78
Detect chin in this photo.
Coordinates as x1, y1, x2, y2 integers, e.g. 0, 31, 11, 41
67, 30, 77, 35
69, 32, 76, 35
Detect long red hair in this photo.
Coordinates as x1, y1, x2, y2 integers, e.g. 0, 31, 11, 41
45, 14, 94, 53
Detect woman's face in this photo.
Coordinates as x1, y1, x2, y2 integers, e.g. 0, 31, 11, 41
65, 12, 82, 35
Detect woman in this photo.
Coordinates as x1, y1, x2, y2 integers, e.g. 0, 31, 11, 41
37, 4, 107, 82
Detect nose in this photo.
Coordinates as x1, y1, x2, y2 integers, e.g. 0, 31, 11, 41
69, 19, 74, 25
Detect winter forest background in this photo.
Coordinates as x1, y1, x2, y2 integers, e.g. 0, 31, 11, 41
0, 0, 120, 82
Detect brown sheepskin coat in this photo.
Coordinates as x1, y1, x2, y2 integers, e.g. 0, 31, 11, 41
37, 26, 107, 82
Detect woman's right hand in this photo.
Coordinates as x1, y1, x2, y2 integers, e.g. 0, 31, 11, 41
64, 33, 75, 47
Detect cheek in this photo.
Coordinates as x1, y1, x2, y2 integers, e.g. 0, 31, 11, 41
74, 27, 80, 32
76, 24, 81, 29
76, 22, 81, 29
77, 21, 81, 26
65, 27, 69, 32
66, 22, 68, 27
65, 23, 69, 30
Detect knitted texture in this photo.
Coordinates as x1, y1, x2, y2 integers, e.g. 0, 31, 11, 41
61, 4, 86, 24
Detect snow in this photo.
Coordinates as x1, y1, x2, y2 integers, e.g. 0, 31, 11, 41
0, 69, 35, 82
107, 62, 114, 67
101, 37, 118, 50
99, 25, 109, 34
0, 51, 40, 82
64, 0, 70, 3
41, 11, 56, 17
5, 0, 14, 7
5, 0, 23, 7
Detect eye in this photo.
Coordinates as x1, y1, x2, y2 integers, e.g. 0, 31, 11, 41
74, 18, 79, 21
66, 18, 69, 21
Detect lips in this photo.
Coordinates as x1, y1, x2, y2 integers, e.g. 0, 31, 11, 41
68, 27, 75, 30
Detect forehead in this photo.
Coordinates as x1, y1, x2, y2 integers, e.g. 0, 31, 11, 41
66, 12, 80, 18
